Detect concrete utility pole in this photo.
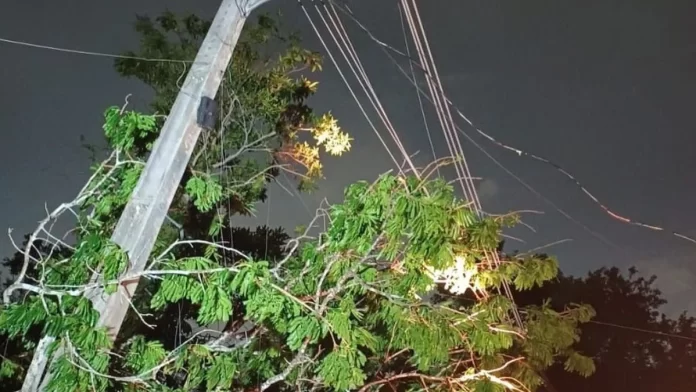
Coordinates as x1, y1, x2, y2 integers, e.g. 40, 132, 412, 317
23, 0, 272, 390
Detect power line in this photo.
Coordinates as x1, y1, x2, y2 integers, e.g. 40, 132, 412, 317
330, 0, 696, 247
314, 0, 418, 175
279, 170, 314, 217
0, 5, 633, 250
399, 0, 525, 332
299, 1, 406, 173
378, 41, 625, 252
313, 0, 525, 335
330, 8, 696, 377
327, 0, 621, 251
0, 36, 195, 63
589, 320, 696, 343
400, 0, 473, 200
398, 2, 438, 176
451, 109, 696, 246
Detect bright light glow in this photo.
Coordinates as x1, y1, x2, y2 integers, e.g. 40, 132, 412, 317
425, 255, 486, 296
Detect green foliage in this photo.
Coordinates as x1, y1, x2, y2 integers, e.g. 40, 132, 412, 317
1, 168, 597, 392
317, 345, 367, 389
124, 336, 167, 375
0, 358, 20, 379
185, 175, 223, 213
564, 352, 595, 378
0, 292, 113, 391
103, 106, 157, 151
116, 173, 595, 391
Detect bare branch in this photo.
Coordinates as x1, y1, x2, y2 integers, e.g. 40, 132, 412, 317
213, 131, 276, 168
3, 151, 136, 304
260, 341, 310, 392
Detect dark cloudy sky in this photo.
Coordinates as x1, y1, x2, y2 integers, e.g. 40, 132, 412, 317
1, 0, 695, 314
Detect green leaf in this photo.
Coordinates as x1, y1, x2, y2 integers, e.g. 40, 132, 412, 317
206, 354, 236, 390
185, 176, 223, 212
564, 352, 596, 378
125, 336, 167, 375
0, 358, 21, 379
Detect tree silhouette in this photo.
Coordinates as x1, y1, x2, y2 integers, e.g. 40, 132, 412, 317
513, 260, 696, 392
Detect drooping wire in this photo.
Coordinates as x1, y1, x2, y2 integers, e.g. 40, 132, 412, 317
399, 0, 471, 201
380, 43, 624, 251
318, 3, 411, 169
343, 15, 688, 392
314, 1, 696, 354
280, 170, 314, 218
398, 0, 477, 209
329, 0, 696, 247
453, 115, 696, 245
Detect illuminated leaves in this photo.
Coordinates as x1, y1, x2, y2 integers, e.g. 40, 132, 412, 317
279, 112, 352, 185
312, 113, 352, 156
290, 141, 322, 178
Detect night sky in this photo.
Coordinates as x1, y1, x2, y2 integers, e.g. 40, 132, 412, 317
1, 0, 695, 315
